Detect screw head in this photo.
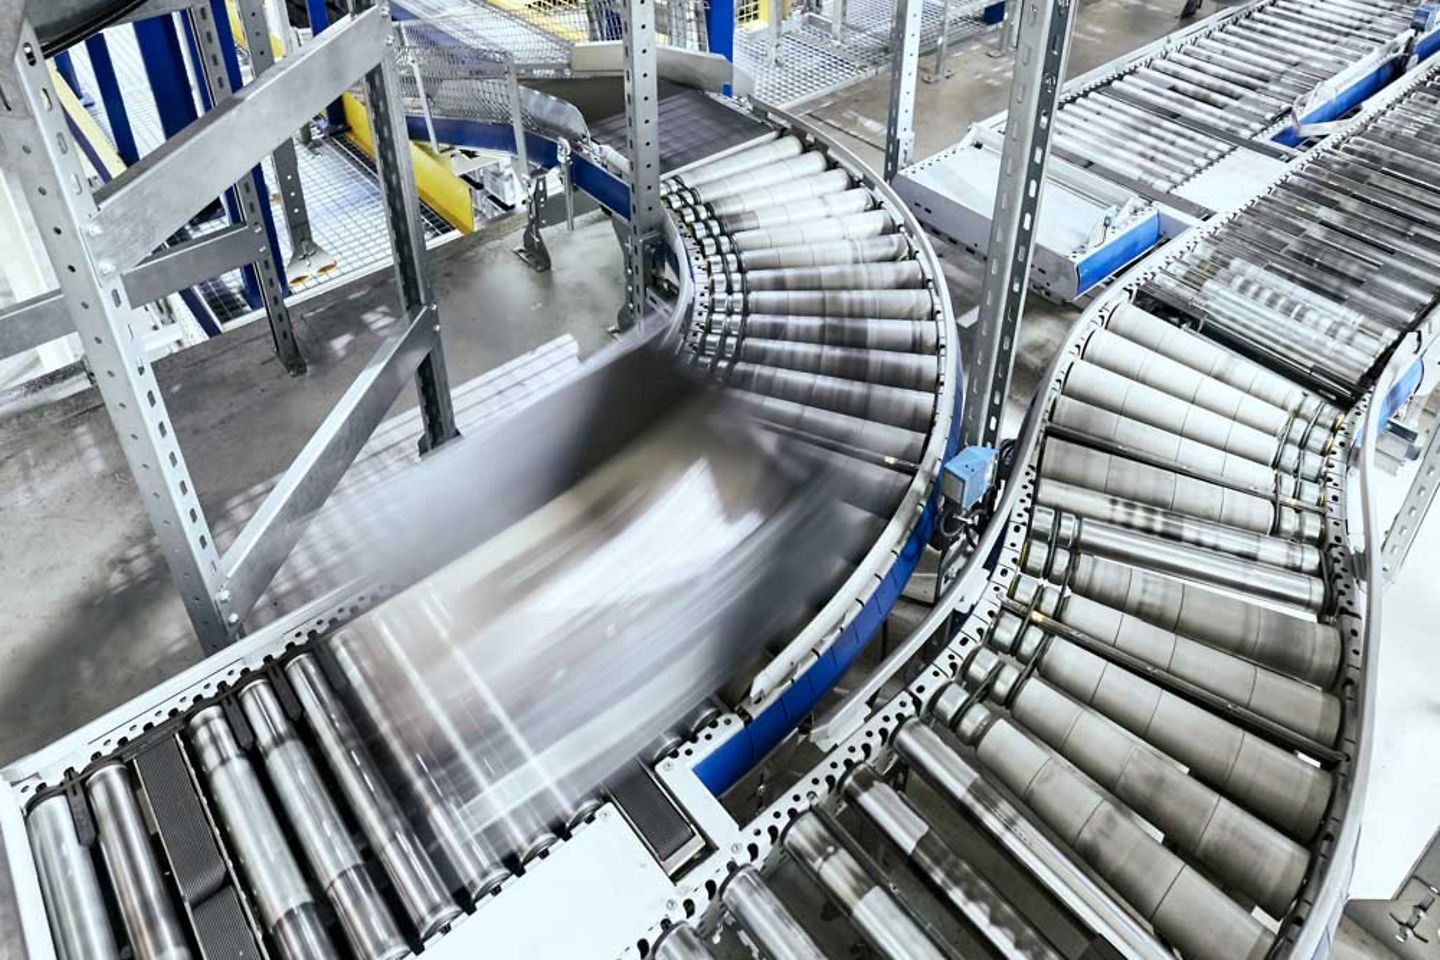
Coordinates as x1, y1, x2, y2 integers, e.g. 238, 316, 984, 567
226, 612, 240, 625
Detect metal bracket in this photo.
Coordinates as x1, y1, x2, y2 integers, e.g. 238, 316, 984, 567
516, 175, 553, 273
1381, 415, 1440, 581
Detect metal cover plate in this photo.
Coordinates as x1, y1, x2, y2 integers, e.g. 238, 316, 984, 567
424, 805, 676, 960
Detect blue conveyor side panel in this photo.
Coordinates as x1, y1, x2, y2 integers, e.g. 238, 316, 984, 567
1273, 57, 1402, 147
1075, 213, 1161, 295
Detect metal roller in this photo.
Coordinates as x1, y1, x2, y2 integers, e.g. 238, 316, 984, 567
730, 210, 898, 252
730, 390, 927, 464
1060, 360, 1321, 480
1035, 480, 1322, 574
1107, 303, 1337, 422
783, 812, 949, 960
667, 134, 799, 193
703, 338, 939, 392
722, 363, 936, 433
237, 679, 409, 960
725, 262, 925, 293
986, 605, 1333, 837
26, 794, 120, 960
682, 152, 830, 205
942, 655, 1309, 917
842, 766, 1063, 960
1081, 329, 1328, 454
709, 314, 938, 353
1040, 437, 1320, 541
1030, 505, 1327, 610
718, 189, 875, 233
186, 706, 340, 960
789, 444, 915, 514
85, 764, 192, 960
892, 722, 1171, 960
284, 654, 462, 940
653, 925, 718, 960
731, 235, 910, 270
943, 704, 1274, 960
325, 632, 516, 896
1022, 544, 1342, 686
1008, 577, 1340, 744
1047, 396, 1322, 503
700, 168, 853, 218
720, 865, 832, 960
717, 290, 935, 322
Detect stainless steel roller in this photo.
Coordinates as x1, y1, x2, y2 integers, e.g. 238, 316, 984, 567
730, 210, 898, 252
326, 631, 514, 898
985, 607, 1333, 837
237, 679, 409, 960
843, 766, 1062, 960
730, 390, 927, 464
1081, 329, 1328, 454
1021, 543, 1341, 686
285, 653, 462, 940
680, 152, 830, 205
707, 315, 938, 353
721, 865, 832, 960
783, 812, 949, 960
703, 338, 939, 391
27, 794, 119, 960
653, 925, 718, 960
721, 364, 937, 434
85, 764, 192, 960
1034, 480, 1323, 574
698, 168, 853, 218
187, 706, 340, 960
942, 653, 1309, 917
931, 705, 1274, 960
665, 134, 800, 193
721, 262, 925, 293
729, 235, 910, 270
1047, 396, 1323, 504
1007, 576, 1340, 743
1029, 505, 1327, 610
717, 189, 875, 233
1039, 437, 1320, 541
1060, 360, 1321, 480
715, 290, 934, 322
1105, 303, 1336, 423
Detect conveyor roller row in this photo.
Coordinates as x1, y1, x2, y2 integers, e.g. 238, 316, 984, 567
1051, 0, 1416, 189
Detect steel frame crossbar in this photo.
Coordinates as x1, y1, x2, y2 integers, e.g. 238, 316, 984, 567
0, 0, 460, 651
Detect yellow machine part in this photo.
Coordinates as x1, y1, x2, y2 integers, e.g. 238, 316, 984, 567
224, 1, 474, 234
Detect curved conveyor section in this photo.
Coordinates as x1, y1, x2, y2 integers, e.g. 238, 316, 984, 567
5, 98, 957, 960
634, 61, 1438, 960
663, 115, 959, 793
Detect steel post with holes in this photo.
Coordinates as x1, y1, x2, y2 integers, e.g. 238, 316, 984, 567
619, 0, 663, 331
883, 0, 923, 182
185, 0, 307, 373
235, 0, 335, 285
925, 0, 954, 82
962, 0, 1075, 448
352, 0, 458, 453
0, 15, 235, 648
1381, 418, 1440, 581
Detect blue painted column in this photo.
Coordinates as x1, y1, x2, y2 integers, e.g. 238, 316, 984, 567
83, 35, 140, 165
306, 0, 348, 130
707, 0, 735, 63
52, 50, 91, 105
133, 14, 199, 138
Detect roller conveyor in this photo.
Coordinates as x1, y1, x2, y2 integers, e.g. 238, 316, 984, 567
896, 0, 1438, 300
5, 35, 1434, 960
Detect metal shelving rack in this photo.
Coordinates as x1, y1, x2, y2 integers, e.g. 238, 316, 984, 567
0, 0, 460, 652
